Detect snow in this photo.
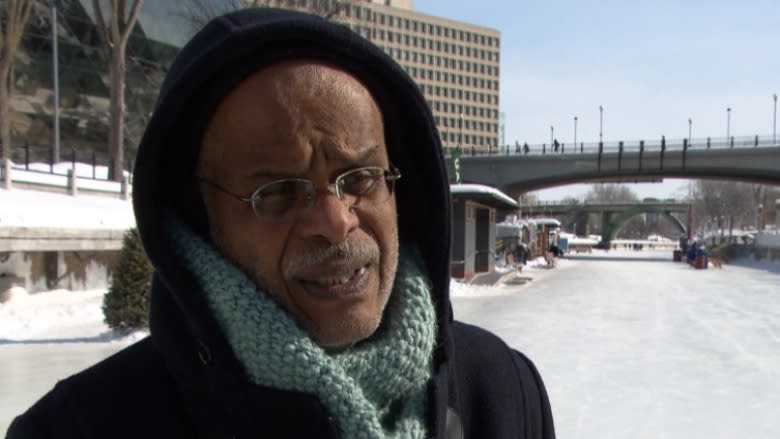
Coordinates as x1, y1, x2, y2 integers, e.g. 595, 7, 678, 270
7, 161, 131, 195
449, 183, 518, 206
13, 161, 125, 181
0, 250, 780, 439
2, 180, 780, 436
2, 250, 780, 436
0, 288, 145, 343
0, 287, 147, 433
0, 188, 135, 229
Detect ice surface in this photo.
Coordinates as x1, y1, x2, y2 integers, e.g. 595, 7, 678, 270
2, 249, 779, 437
453, 249, 780, 439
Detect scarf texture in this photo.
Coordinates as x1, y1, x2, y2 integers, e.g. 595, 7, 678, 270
170, 223, 437, 438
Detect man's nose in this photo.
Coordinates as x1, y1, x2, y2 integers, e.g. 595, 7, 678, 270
298, 188, 358, 244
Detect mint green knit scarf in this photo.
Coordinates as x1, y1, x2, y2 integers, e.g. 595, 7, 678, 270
170, 224, 437, 438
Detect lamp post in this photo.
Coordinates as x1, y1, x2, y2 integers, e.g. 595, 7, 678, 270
773, 93, 777, 144
52, 6, 60, 163
573, 116, 578, 148
726, 107, 731, 143
550, 125, 554, 146
599, 105, 604, 143
776, 199, 780, 230
458, 111, 463, 150
688, 117, 692, 146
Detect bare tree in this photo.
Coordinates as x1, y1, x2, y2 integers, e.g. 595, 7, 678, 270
585, 183, 639, 203
0, 0, 34, 163
584, 183, 644, 238
695, 179, 755, 240
92, 0, 142, 181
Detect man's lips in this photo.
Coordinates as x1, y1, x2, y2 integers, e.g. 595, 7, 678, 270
296, 263, 372, 300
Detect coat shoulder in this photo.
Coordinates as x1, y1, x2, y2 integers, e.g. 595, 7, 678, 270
7, 337, 193, 438
449, 320, 556, 438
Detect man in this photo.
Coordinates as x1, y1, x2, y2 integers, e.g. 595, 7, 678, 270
8, 8, 554, 438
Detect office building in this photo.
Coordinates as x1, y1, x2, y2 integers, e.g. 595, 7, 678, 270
278, 0, 502, 153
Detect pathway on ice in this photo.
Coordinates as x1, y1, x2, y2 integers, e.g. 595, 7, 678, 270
452, 249, 780, 439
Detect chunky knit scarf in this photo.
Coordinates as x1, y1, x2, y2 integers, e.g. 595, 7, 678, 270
170, 223, 437, 438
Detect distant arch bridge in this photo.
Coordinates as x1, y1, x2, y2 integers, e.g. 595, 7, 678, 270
522, 200, 690, 247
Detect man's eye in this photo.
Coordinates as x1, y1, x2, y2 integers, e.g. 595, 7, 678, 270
255, 181, 303, 213
342, 171, 380, 195
260, 180, 298, 197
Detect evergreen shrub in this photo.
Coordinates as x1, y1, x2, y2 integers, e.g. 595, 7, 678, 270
103, 228, 153, 332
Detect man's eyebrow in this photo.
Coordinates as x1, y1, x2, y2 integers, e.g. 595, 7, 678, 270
246, 169, 299, 180
352, 144, 382, 162
247, 145, 384, 180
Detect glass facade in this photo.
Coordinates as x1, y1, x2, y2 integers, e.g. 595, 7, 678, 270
8, 0, 500, 170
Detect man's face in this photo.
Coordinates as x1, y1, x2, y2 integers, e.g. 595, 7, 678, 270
197, 61, 399, 349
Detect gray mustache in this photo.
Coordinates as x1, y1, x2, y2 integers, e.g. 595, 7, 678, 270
284, 238, 380, 277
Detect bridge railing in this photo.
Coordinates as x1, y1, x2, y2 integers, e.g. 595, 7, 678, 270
517, 199, 687, 207
447, 134, 778, 158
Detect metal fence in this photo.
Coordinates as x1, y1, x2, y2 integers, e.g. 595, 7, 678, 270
1, 143, 132, 181
447, 134, 779, 158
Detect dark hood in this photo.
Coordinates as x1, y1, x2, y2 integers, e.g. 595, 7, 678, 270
132, 8, 453, 363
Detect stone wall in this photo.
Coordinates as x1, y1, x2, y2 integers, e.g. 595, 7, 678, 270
0, 250, 120, 296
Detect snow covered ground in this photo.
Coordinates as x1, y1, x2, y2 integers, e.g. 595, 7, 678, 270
3, 250, 779, 437
2, 186, 780, 436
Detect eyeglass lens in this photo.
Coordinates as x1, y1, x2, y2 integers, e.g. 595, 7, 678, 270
251, 167, 396, 220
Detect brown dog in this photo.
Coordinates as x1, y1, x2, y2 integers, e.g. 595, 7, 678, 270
709, 255, 725, 268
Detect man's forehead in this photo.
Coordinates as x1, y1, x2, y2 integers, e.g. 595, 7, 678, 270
199, 59, 390, 175
233, 60, 376, 101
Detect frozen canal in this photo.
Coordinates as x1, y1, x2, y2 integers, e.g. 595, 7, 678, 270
2, 249, 779, 437
453, 249, 780, 439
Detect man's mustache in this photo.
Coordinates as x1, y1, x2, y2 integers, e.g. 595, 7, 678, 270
284, 237, 381, 277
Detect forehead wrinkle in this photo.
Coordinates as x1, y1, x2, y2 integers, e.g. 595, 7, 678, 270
272, 65, 385, 166
201, 61, 386, 179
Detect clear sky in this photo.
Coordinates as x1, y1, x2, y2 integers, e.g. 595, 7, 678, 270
413, 0, 780, 200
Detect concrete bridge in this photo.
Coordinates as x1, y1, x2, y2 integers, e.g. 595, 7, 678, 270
453, 135, 780, 248
520, 200, 690, 246
456, 135, 780, 194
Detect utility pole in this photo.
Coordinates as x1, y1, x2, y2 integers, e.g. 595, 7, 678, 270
458, 108, 463, 150
773, 93, 777, 144
573, 116, 578, 148
726, 107, 731, 143
599, 105, 603, 143
52, 6, 60, 163
688, 117, 692, 146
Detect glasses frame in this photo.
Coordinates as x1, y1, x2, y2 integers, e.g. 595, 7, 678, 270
196, 164, 401, 221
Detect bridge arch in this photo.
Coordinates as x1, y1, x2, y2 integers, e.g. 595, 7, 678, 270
603, 206, 687, 245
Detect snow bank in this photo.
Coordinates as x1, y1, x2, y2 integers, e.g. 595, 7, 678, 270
0, 287, 147, 343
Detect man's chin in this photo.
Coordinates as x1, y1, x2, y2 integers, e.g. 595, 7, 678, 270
313, 316, 383, 352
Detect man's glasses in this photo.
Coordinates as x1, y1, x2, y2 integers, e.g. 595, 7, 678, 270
197, 165, 401, 222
